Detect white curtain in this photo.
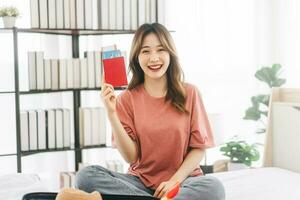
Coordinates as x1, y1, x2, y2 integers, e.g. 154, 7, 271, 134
171, 0, 300, 142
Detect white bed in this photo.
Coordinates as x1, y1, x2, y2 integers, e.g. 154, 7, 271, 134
211, 88, 300, 200
210, 167, 300, 200
0, 173, 49, 200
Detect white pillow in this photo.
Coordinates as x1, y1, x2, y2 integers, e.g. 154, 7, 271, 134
0, 173, 49, 200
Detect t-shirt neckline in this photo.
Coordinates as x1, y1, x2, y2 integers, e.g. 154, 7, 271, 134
141, 84, 166, 100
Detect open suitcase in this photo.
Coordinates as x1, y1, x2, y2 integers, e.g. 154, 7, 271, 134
22, 192, 159, 200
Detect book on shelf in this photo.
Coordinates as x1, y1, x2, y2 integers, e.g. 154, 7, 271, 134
80, 107, 107, 147
55, 109, 64, 149
145, 0, 151, 23
66, 59, 74, 89
103, 56, 128, 87
37, 109, 47, 150
36, 52, 44, 90
123, 0, 131, 30
108, 0, 117, 30
58, 59, 67, 90
99, 107, 107, 145
91, 108, 101, 146
84, 51, 96, 88
69, 0, 76, 29
131, 0, 138, 30
20, 111, 29, 151
91, 107, 107, 146
73, 58, 81, 89
63, 109, 71, 148
79, 108, 92, 147
28, 110, 38, 151
48, 0, 56, 29
30, 0, 39, 28
76, 0, 85, 29
84, 0, 93, 29
46, 109, 56, 149
51, 59, 59, 90
44, 59, 52, 90
28, 52, 37, 90
116, 0, 124, 30
138, 0, 146, 26
60, 171, 76, 189
63, 0, 71, 29
101, 0, 109, 29
80, 58, 88, 88
56, 0, 64, 29
150, 0, 157, 23
92, 0, 100, 30
39, 0, 49, 28
94, 51, 102, 88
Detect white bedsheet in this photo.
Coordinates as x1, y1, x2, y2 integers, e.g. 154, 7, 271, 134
210, 167, 300, 200
0, 173, 49, 200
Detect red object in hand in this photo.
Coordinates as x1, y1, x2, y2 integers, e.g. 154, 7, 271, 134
165, 182, 180, 199
103, 57, 128, 87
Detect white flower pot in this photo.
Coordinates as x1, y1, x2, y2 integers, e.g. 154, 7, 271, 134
2, 16, 16, 28
227, 162, 249, 171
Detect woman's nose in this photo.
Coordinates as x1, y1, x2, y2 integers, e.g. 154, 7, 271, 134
149, 52, 159, 62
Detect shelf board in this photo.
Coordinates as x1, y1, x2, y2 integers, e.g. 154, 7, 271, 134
19, 87, 127, 95
0, 91, 15, 94
79, 144, 112, 150
0, 153, 17, 157
21, 144, 112, 156
0, 28, 136, 35
21, 147, 73, 156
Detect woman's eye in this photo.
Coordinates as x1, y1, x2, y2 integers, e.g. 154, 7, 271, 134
158, 48, 166, 52
141, 50, 150, 54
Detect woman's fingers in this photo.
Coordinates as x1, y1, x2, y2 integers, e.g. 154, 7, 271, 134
101, 84, 114, 96
154, 182, 167, 198
102, 83, 114, 92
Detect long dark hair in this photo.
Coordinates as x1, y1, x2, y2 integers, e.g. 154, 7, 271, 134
128, 23, 188, 113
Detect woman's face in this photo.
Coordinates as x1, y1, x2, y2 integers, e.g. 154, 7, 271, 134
138, 33, 170, 81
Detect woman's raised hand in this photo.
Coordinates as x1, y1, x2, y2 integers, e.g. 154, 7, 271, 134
101, 78, 117, 114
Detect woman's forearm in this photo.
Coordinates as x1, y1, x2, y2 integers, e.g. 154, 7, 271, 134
108, 112, 138, 164
169, 148, 205, 183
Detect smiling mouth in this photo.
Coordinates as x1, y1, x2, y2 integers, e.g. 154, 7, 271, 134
148, 64, 163, 70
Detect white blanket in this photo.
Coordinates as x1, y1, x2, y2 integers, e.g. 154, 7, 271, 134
210, 167, 300, 200
0, 173, 49, 200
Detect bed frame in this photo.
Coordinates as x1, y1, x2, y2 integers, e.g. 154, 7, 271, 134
263, 87, 300, 172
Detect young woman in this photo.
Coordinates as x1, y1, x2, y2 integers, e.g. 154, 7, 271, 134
76, 23, 225, 200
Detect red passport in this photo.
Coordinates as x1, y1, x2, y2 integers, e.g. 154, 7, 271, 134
103, 56, 128, 87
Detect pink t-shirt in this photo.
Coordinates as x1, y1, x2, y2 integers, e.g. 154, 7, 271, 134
114, 83, 214, 189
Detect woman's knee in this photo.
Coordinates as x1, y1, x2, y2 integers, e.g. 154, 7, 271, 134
183, 176, 225, 200
203, 176, 225, 200
75, 165, 108, 191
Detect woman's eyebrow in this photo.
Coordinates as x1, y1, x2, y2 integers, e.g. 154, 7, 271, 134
141, 44, 163, 49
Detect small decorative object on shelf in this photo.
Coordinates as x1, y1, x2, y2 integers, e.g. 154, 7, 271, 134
0, 6, 20, 28
220, 140, 260, 170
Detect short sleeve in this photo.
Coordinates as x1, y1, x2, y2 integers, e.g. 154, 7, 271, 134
189, 86, 215, 149
112, 91, 137, 147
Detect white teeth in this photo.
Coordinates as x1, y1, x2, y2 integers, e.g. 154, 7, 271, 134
148, 65, 162, 69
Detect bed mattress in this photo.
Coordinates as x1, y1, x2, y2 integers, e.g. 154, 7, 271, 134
209, 167, 300, 200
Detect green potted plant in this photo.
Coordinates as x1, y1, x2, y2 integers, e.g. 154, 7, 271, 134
220, 140, 260, 170
0, 6, 20, 28
244, 64, 286, 134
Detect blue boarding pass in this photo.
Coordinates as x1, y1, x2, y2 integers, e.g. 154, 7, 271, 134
102, 50, 122, 59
